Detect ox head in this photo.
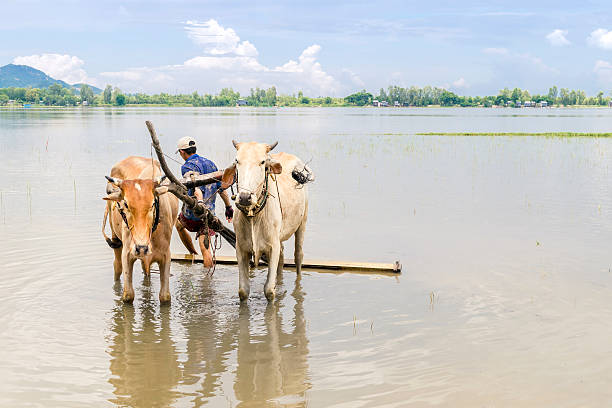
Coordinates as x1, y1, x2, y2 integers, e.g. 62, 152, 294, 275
222, 140, 282, 209
103, 176, 168, 258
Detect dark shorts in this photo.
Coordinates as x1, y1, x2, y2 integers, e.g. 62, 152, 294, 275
178, 213, 216, 238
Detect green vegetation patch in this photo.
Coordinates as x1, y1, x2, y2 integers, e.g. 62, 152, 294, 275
416, 132, 612, 138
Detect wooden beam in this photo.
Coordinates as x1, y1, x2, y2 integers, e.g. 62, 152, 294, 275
180, 170, 225, 189
172, 253, 402, 274
146, 120, 187, 191
145, 120, 237, 248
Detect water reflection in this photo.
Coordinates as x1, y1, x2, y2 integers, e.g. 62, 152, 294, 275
107, 277, 180, 407
234, 276, 310, 407
106, 271, 310, 406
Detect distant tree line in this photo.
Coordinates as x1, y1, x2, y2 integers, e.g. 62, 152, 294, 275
1, 83, 612, 107
345, 85, 612, 107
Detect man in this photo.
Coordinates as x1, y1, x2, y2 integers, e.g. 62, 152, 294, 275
175, 136, 234, 267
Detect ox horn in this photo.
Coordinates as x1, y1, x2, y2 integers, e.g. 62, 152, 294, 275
267, 141, 278, 152
105, 176, 123, 186
266, 141, 278, 152
232, 139, 240, 149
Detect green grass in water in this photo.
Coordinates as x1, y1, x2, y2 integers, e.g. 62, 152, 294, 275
416, 132, 612, 137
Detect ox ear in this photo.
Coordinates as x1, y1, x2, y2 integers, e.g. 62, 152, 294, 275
232, 140, 241, 150
221, 163, 236, 189
155, 186, 169, 196
103, 191, 122, 202
268, 159, 282, 174
266, 141, 278, 152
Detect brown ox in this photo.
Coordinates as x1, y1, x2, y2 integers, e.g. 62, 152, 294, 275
102, 156, 179, 303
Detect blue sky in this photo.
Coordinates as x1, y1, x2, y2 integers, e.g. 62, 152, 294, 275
3, 0, 612, 96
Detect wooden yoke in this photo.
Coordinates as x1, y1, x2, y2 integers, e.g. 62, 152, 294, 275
145, 120, 237, 248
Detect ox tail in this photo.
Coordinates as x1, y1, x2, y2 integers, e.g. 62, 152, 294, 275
303, 164, 315, 182
102, 204, 122, 249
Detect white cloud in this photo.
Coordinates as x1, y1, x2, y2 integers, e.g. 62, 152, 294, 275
183, 55, 267, 72
340, 69, 365, 87
452, 77, 468, 88
483, 47, 509, 55
100, 67, 173, 84
588, 29, 612, 50
12, 53, 88, 84
482, 48, 557, 74
118, 5, 129, 17
478, 11, 535, 17
101, 21, 345, 96
353, 19, 468, 41
273, 45, 337, 94
546, 29, 570, 46
185, 20, 258, 57
594, 60, 612, 84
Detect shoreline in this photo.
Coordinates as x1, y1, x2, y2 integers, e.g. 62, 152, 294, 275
1, 104, 611, 109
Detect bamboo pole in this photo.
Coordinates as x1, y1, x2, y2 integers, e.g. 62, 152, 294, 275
172, 253, 402, 274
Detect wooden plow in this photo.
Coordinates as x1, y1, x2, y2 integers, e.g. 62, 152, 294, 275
145, 121, 401, 274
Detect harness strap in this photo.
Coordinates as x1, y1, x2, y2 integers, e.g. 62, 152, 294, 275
117, 202, 130, 230
116, 196, 160, 233
235, 168, 270, 217
152, 196, 160, 233
273, 173, 284, 219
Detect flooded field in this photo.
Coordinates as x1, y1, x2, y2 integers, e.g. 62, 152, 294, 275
2, 107, 612, 407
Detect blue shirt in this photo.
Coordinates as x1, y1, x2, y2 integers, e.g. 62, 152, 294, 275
181, 153, 221, 220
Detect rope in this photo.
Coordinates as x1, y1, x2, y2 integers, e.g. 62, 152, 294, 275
207, 233, 222, 277
274, 174, 284, 218
150, 143, 155, 180
159, 148, 184, 166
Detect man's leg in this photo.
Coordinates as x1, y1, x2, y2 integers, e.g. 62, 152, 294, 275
198, 234, 213, 268
176, 217, 198, 255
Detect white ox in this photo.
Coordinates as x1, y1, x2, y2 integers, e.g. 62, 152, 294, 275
222, 141, 310, 301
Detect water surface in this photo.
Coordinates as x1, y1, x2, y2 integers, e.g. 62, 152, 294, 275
2, 107, 612, 407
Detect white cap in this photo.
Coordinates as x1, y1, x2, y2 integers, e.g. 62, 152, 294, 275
176, 136, 196, 153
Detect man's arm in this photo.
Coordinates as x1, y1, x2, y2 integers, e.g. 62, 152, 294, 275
219, 189, 233, 222
194, 187, 204, 201
219, 189, 231, 207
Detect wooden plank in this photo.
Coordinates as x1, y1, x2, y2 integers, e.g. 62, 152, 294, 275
171, 253, 402, 273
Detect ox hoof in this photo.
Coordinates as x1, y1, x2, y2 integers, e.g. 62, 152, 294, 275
264, 289, 275, 302
159, 292, 171, 304
238, 288, 249, 302
122, 291, 135, 303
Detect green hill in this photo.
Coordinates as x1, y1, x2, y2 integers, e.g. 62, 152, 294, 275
0, 64, 101, 93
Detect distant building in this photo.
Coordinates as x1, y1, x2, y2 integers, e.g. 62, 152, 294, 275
394, 101, 400, 107
236, 99, 248, 106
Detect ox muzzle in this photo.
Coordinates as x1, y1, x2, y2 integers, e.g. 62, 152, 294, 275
238, 191, 256, 207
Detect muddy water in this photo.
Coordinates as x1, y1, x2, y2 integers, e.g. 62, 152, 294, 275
2, 107, 612, 407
